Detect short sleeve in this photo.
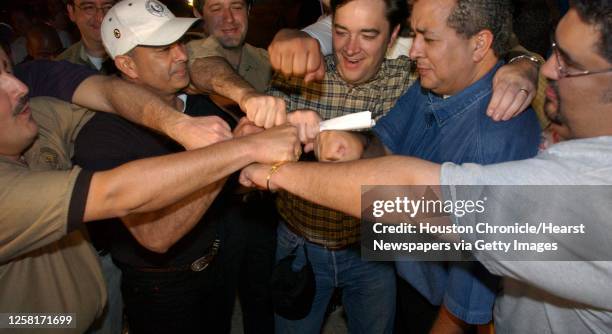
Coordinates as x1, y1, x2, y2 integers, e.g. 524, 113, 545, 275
186, 37, 226, 66
0, 166, 89, 262
14, 60, 96, 102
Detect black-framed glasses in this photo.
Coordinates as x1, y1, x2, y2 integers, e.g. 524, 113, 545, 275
551, 34, 612, 79
74, 3, 114, 16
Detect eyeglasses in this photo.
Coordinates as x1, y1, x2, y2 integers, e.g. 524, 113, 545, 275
73, 3, 114, 16
551, 34, 612, 79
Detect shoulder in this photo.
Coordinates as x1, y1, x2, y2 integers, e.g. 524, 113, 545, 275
243, 42, 269, 64
56, 41, 82, 61
31, 97, 93, 136
187, 36, 226, 60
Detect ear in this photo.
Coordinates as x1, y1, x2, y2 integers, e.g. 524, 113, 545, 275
192, 7, 202, 18
114, 54, 138, 80
67, 4, 76, 22
387, 24, 401, 50
470, 30, 494, 63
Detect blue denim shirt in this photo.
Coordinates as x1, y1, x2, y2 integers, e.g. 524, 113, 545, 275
373, 61, 541, 323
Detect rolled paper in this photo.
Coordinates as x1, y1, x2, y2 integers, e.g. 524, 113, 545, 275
319, 111, 376, 132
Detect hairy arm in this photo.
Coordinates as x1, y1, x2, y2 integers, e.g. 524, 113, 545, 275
189, 56, 286, 128
73, 75, 230, 149
84, 124, 300, 222
240, 155, 441, 218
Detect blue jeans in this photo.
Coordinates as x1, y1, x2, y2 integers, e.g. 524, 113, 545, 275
275, 222, 396, 334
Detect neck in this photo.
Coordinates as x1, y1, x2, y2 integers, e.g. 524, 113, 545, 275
81, 37, 107, 58
472, 54, 498, 86
224, 46, 243, 69
441, 54, 498, 96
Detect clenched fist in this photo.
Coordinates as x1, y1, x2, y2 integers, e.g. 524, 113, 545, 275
315, 131, 366, 162
240, 92, 287, 129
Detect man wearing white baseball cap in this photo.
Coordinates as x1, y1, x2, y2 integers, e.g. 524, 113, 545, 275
101, 0, 198, 59
75, 0, 298, 332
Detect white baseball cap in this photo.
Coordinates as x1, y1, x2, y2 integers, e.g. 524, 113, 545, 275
101, 0, 199, 59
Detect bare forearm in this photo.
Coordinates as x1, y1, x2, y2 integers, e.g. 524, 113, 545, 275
74, 76, 191, 143
190, 56, 255, 104
270, 156, 441, 217
85, 137, 255, 221
123, 179, 226, 253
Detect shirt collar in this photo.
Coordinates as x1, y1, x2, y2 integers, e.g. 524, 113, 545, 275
325, 55, 392, 88
427, 61, 504, 126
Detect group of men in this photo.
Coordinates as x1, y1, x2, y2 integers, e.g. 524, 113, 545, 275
1, 0, 610, 333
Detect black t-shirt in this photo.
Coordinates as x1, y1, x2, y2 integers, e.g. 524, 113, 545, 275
73, 94, 236, 267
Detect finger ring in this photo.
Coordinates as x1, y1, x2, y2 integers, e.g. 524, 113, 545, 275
519, 88, 529, 95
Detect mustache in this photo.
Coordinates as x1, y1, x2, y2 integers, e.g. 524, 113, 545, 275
13, 95, 29, 116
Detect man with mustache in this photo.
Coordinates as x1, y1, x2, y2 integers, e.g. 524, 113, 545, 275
0, 46, 300, 333
72, 0, 298, 332
240, 0, 612, 332
271, 0, 540, 332
319, 0, 539, 332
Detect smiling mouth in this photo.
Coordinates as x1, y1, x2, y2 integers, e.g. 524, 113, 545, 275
221, 27, 239, 34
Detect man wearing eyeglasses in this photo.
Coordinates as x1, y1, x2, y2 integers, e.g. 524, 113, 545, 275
58, 0, 116, 73
240, 0, 612, 332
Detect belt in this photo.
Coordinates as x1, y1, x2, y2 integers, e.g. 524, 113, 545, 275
283, 222, 357, 251
121, 239, 220, 273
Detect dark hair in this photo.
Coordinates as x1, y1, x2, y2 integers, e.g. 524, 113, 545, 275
193, 0, 253, 14
572, 0, 612, 63
330, 0, 409, 31
446, 0, 512, 57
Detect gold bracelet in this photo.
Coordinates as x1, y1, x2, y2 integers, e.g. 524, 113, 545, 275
266, 161, 288, 192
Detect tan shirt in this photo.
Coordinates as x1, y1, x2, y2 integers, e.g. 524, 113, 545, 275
0, 98, 105, 333
187, 37, 272, 93
56, 41, 105, 73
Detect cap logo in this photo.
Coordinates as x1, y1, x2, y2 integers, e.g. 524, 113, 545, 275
113, 29, 121, 38
145, 0, 166, 17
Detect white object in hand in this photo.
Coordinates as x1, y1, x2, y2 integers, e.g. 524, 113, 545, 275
319, 111, 376, 132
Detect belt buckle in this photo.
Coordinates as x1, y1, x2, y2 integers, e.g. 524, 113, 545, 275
190, 239, 220, 272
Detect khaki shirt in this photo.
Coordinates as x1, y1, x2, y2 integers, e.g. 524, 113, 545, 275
56, 41, 105, 73
187, 37, 271, 93
0, 98, 105, 333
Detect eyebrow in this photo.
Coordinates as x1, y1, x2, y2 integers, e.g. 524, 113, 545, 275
555, 30, 584, 68
334, 23, 381, 34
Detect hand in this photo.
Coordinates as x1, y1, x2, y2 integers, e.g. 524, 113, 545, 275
239, 163, 274, 190
268, 29, 326, 83
170, 115, 233, 150
239, 91, 287, 129
287, 110, 321, 152
233, 117, 264, 137
245, 124, 301, 164
487, 58, 539, 121
315, 131, 366, 162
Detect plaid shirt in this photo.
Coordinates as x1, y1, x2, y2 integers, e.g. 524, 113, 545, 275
268, 55, 418, 248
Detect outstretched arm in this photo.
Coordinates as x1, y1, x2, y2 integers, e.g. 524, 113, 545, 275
240, 156, 441, 218
73, 75, 233, 149
84, 124, 300, 222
